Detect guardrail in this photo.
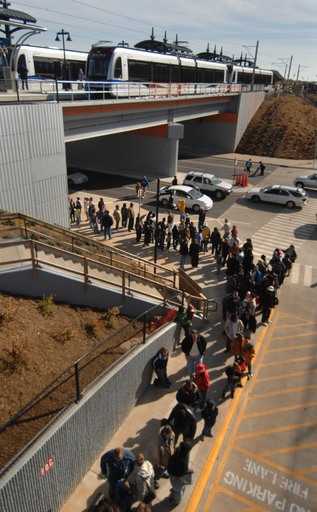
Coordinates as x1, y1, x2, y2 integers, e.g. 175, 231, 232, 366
0, 78, 267, 103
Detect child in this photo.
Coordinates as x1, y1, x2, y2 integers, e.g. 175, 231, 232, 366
195, 363, 210, 409
201, 399, 218, 440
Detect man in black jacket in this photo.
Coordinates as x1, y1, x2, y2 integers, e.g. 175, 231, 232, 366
181, 330, 206, 380
167, 441, 193, 505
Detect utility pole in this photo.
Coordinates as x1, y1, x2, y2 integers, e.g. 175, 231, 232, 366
285, 55, 293, 90
251, 41, 259, 92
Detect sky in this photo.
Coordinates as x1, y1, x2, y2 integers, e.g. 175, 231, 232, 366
7, 0, 317, 81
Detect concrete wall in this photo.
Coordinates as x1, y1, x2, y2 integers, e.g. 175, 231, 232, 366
0, 103, 69, 228
0, 320, 180, 512
66, 123, 183, 180
0, 264, 162, 316
179, 91, 265, 155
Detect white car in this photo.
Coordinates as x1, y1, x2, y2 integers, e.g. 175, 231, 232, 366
183, 171, 233, 200
294, 173, 317, 189
159, 185, 213, 211
246, 185, 308, 209
67, 171, 89, 187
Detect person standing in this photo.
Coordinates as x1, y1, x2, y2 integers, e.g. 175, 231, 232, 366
128, 453, 156, 504
127, 203, 135, 232
152, 425, 175, 484
102, 210, 114, 240
246, 158, 252, 174
210, 227, 221, 255
167, 210, 174, 233
172, 175, 178, 185
260, 284, 276, 326
167, 442, 193, 506
121, 203, 128, 228
19, 63, 28, 90
181, 329, 207, 380
198, 207, 206, 231
220, 218, 231, 240
152, 347, 171, 388
195, 363, 210, 410
100, 447, 135, 499
189, 238, 200, 268
179, 236, 189, 270
224, 313, 244, 353
222, 362, 242, 399
113, 204, 121, 230
77, 68, 85, 89
201, 399, 218, 440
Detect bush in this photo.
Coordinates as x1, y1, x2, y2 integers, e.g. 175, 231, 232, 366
39, 294, 55, 315
102, 306, 121, 328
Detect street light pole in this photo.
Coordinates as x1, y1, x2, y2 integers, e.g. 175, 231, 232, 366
55, 29, 71, 81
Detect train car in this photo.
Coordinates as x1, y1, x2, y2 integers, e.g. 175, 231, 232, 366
12, 45, 88, 81
230, 64, 273, 87
86, 42, 230, 97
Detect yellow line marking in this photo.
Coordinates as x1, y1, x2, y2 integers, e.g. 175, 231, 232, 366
217, 485, 270, 511
235, 420, 317, 440
274, 322, 317, 328
184, 308, 271, 512
295, 465, 317, 475
267, 343, 317, 353
243, 401, 317, 418
256, 369, 317, 382
233, 445, 317, 487
258, 441, 317, 457
197, 312, 279, 512
261, 355, 317, 366
249, 384, 317, 400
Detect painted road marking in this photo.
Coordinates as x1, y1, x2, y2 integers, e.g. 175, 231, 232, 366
186, 311, 317, 511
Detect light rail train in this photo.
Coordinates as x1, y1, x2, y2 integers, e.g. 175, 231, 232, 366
86, 39, 273, 97
1, 45, 88, 81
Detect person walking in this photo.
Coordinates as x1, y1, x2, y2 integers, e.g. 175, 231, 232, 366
19, 63, 28, 90
181, 329, 207, 380
141, 176, 149, 197
189, 238, 200, 268
246, 158, 252, 174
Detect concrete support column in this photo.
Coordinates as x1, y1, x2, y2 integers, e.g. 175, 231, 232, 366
66, 122, 184, 180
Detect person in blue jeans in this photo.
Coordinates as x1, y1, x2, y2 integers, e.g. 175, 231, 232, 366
102, 210, 113, 240
181, 330, 206, 380
100, 447, 135, 499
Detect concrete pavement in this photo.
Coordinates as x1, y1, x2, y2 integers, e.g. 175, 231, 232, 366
60, 155, 317, 512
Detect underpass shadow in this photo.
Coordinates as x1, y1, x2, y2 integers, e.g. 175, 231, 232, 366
294, 224, 317, 240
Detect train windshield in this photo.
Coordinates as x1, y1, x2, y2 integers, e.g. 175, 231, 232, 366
87, 48, 113, 80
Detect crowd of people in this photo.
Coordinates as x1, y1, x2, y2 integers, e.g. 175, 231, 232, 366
69, 191, 297, 510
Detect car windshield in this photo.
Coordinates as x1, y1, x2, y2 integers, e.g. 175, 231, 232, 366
188, 188, 203, 198
211, 177, 221, 184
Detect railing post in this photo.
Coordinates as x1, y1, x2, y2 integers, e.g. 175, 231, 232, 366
55, 79, 59, 102
83, 256, 88, 291
30, 240, 37, 279
74, 363, 81, 402
173, 270, 176, 289
163, 285, 167, 306
23, 217, 28, 239
143, 313, 146, 343
122, 270, 125, 303
182, 288, 186, 306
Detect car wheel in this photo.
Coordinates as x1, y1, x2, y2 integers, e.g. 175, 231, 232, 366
295, 182, 304, 188
286, 201, 295, 209
251, 195, 260, 203
161, 198, 169, 207
215, 190, 225, 200
192, 204, 200, 212
68, 179, 74, 186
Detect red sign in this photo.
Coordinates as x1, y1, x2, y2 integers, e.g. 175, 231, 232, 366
40, 456, 54, 477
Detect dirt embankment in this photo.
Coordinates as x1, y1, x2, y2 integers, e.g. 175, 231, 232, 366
236, 93, 317, 159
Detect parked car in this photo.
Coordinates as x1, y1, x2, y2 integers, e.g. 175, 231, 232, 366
183, 171, 233, 199
246, 185, 308, 209
159, 185, 213, 211
67, 171, 89, 187
294, 172, 317, 189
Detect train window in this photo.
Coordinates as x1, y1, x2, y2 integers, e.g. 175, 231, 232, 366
152, 63, 170, 82
33, 58, 56, 78
196, 68, 204, 83
128, 60, 151, 82
114, 57, 122, 78
181, 66, 195, 83
215, 70, 225, 83
171, 64, 180, 82
87, 52, 112, 80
